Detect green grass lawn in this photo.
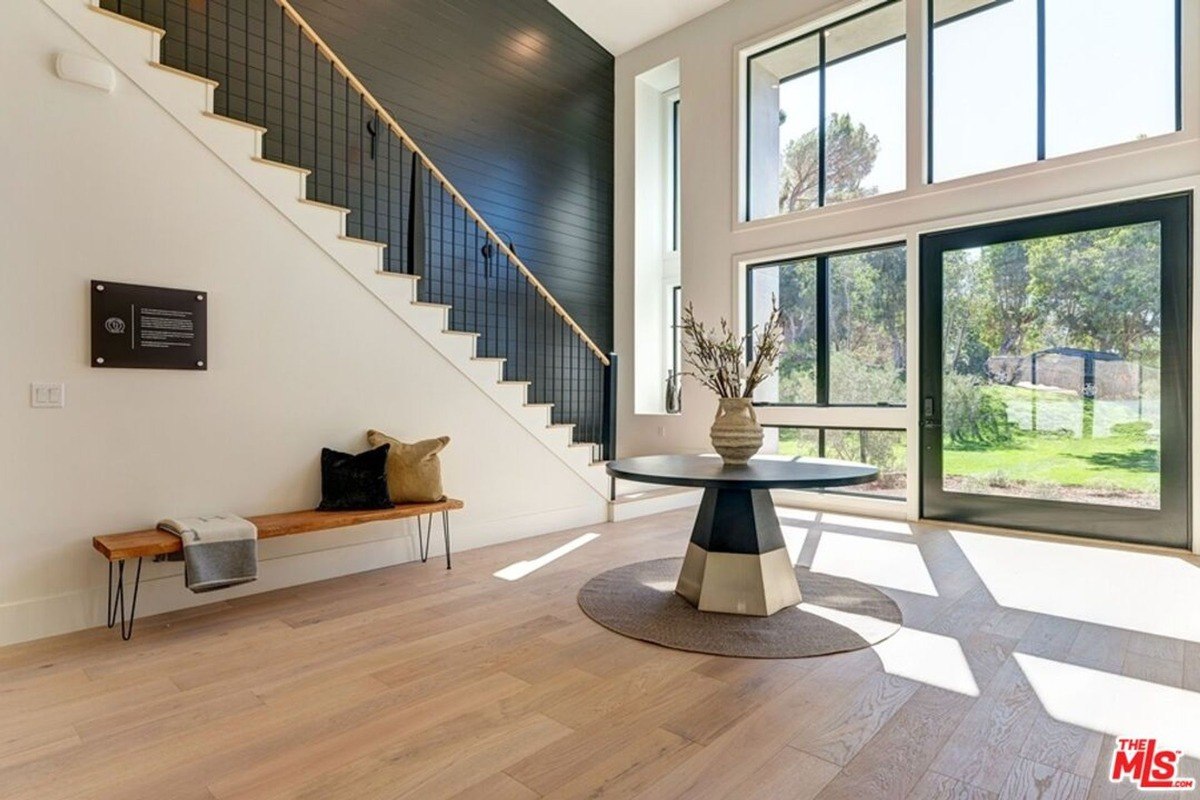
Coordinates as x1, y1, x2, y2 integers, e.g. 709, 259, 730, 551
944, 432, 1160, 494
944, 385, 1161, 505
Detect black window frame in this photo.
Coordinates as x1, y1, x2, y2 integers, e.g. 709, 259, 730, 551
766, 424, 908, 501
671, 285, 683, 382
919, 191, 1193, 548
671, 97, 681, 252
746, 240, 908, 408
926, 0, 1184, 185
744, 0, 906, 221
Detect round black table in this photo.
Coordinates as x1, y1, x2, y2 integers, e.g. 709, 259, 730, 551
606, 455, 878, 616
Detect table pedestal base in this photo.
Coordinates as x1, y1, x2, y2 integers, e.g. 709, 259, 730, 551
674, 487, 802, 616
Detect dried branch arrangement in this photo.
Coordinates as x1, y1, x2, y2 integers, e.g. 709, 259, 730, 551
681, 300, 784, 398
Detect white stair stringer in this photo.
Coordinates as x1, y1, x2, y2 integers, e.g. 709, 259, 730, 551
45, 0, 610, 498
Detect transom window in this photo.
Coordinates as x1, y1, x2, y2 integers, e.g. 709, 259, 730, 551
747, 242, 907, 406
929, 0, 1181, 183
744, 0, 906, 221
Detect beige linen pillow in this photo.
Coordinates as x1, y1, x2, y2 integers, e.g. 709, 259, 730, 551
366, 430, 450, 503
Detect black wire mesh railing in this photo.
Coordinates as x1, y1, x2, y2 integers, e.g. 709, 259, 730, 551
101, 0, 615, 457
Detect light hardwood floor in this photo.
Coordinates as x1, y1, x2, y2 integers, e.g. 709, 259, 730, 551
2, 506, 1198, 800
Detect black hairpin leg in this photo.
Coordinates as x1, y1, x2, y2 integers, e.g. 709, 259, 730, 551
417, 513, 453, 570
107, 557, 143, 641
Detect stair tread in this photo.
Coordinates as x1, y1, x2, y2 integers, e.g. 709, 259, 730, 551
252, 157, 311, 176
202, 111, 266, 133
89, 5, 166, 36
148, 61, 218, 88
298, 198, 349, 214
339, 235, 386, 249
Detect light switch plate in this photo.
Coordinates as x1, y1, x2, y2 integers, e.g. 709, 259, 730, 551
31, 383, 65, 409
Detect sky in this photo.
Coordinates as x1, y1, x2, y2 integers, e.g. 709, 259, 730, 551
771, 0, 1177, 197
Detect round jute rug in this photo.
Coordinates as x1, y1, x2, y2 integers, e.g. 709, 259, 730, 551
577, 557, 902, 658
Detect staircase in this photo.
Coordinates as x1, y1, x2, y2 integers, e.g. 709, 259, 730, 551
45, 0, 616, 497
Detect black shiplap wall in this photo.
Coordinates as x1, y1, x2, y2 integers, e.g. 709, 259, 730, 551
288, 0, 614, 350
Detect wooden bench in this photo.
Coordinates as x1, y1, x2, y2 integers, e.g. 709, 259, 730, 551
94, 498, 464, 640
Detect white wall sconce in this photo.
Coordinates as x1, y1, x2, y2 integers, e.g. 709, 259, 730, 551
55, 52, 116, 94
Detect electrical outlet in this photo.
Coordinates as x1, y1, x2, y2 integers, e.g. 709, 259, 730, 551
30, 383, 65, 409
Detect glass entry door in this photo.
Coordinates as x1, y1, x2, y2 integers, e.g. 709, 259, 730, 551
920, 194, 1191, 547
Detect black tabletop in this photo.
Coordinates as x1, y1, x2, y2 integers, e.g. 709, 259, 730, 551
606, 454, 879, 490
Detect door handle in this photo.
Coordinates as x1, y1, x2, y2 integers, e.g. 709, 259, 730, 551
922, 396, 939, 429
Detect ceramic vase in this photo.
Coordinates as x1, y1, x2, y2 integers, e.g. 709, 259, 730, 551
710, 397, 763, 465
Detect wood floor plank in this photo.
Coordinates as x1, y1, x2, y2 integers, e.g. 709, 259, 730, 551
663, 656, 811, 745
998, 758, 1090, 800
929, 658, 1042, 793
1184, 643, 1200, 692
1018, 712, 1104, 780
504, 667, 724, 795
789, 672, 921, 767
449, 772, 539, 800
538, 726, 702, 800
727, 745, 841, 800
1122, 651, 1184, 687
814, 686, 977, 800
908, 771, 998, 800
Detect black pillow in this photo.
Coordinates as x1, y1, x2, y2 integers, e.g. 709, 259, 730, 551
317, 445, 394, 511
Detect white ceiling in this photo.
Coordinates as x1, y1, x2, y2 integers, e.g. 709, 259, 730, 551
548, 0, 732, 55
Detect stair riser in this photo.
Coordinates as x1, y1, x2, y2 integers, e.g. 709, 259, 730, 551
195, 115, 262, 161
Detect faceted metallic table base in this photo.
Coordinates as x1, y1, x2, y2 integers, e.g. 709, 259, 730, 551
674, 487, 802, 616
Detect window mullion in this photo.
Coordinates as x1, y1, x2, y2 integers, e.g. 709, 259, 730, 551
1036, 0, 1046, 160
817, 31, 827, 207
816, 255, 830, 405
925, 0, 935, 184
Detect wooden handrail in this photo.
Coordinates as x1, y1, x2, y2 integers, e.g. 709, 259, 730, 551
274, 0, 610, 366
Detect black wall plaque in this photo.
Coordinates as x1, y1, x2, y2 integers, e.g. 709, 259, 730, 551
91, 281, 207, 370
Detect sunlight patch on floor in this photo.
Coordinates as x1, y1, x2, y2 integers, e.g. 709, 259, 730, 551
817, 513, 914, 536
799, 603, 898, 642
493, 533, 600, 581
810, 531, 939, 596
802, 605, 978, 696
1015, 653, 1200, 758
952, 530, 1200, 642
777, 507, 820, 528
873, 627, 980, 696
784, 527, 810, 565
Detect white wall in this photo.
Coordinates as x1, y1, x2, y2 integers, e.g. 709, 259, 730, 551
0, 2, 607, 646
614, 0, 1200, 543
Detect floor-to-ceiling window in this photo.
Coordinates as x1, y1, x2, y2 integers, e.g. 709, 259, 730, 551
920, 193, 1191, 547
